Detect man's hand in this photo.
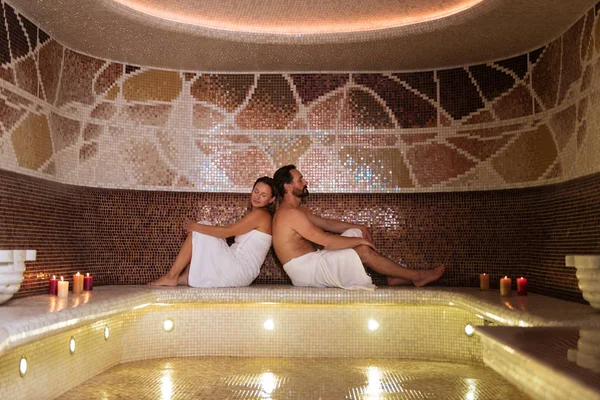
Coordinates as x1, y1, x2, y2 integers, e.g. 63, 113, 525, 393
359, 225, 372, 242
358, 238, 377, 252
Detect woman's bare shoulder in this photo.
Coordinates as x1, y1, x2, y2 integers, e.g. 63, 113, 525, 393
246, 208, 273, 221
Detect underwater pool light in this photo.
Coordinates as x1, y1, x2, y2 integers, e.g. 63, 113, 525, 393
263, 319, 275, 330
368, 319, 380, 331
163, 318, 174, 332
18, 356, 27, 377
464, 323, 475, 337
104, 325, 110, 341
69, 337, 76, 354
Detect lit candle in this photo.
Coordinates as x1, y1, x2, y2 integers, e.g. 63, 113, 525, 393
49, 275, 58, 296
479, 273, 490, 291
83, 273, 93, 291
517, 277, 527, 296
72, 272, 84, 294
57, 276, 69, 298
500, 276, 512, 297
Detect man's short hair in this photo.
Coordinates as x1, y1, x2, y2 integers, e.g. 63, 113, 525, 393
273, 164, 296, 197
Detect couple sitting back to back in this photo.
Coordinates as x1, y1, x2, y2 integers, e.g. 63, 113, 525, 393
149, 165, 444, 289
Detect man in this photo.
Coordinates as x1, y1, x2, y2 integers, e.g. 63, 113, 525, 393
272, 165, 445, 290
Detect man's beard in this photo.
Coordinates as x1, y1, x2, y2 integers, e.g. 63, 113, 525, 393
293, 186, 309, 198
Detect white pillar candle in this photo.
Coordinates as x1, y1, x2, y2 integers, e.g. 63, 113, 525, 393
57, 276, 69, 298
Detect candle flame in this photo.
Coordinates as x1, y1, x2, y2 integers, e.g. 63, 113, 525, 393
60, 276, 64, 281
504, 276, 508, 279
86, 273, 90, 277
52, 275, 56, 279
76, 272, 80, 276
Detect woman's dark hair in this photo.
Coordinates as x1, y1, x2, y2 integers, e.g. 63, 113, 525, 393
248, 176, 277, 214
273, 164, 296, 198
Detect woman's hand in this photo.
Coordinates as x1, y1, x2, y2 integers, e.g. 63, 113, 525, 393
185, 221, 199, 234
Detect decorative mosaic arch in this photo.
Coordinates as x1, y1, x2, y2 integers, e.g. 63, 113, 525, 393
0, 0, 599, 192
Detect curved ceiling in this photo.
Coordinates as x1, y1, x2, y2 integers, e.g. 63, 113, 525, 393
9, 0, 597, 71
109, 0, 484, 41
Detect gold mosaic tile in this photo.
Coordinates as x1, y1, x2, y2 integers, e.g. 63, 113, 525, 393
120, 303, 483, 363
10, 112, 52, 170
122, 69, 183, 103
57, 356, 531, 400
0, 314, 124, 400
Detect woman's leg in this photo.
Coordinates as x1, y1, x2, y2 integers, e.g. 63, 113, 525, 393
177, 266, 190, 285
149, 234, 193, 286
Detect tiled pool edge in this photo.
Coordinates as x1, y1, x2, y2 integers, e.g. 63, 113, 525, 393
0, 286, 598, 400
477, 327, 600, 400
2, 285, 599, 356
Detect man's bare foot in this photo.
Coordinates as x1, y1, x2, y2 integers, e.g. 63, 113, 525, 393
387, 276, 412, 286
413, 265, 445, 287
148, 274, 178, 286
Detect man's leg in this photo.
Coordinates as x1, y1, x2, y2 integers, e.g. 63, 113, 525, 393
149, 233, 193, 286
353, 245, 444, 287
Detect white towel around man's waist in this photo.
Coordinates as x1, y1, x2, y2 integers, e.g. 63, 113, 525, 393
282, 228, 376, 291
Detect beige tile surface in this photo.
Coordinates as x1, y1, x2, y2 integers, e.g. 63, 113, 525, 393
477, 327, 600, 400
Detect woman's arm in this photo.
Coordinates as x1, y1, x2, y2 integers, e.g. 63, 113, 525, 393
185, 210, 267, 238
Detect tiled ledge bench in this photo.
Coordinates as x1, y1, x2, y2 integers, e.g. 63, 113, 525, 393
0, 285, 600, 355
0, 285, 599, 400
1, 285, 599, 356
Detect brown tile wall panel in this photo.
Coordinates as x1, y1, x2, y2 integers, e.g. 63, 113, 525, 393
2, 168, 599, 303
0, 169, 87, 297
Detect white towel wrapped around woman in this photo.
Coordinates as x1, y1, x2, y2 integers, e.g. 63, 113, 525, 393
188, 222, 272, 288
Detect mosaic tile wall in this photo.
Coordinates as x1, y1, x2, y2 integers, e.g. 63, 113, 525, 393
2, 168, 599, 302
0, 1, 599, 302
0, 1, 598, 192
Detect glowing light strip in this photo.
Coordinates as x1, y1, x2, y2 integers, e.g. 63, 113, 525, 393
110, 0, 484, 36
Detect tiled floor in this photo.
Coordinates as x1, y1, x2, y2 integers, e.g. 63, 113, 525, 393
58, 357, 531, 399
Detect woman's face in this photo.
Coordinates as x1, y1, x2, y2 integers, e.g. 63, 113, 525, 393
250, 182, 275, 209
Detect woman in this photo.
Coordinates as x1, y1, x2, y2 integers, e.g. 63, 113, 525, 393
149, 176, 276, 287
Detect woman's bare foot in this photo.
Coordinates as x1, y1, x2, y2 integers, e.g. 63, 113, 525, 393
387, 277, 412, 286
413, 265, 445, 287
177, 271, 189, 286
148, 274, 178, 286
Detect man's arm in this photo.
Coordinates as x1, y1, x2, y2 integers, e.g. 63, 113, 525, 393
305, 210, 372, 241
291, 209, 374, 250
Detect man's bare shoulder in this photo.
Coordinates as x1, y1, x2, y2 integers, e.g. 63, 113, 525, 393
274, 206, 309, 224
